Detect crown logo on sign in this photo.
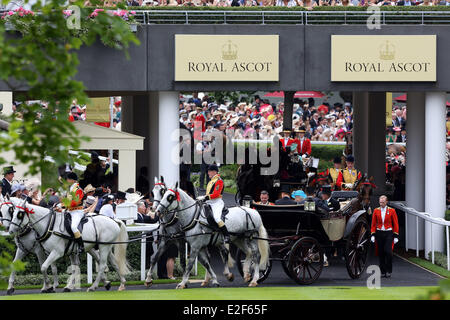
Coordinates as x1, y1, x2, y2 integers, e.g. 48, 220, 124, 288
222, 40, 238, 60
379, 40, 395, 60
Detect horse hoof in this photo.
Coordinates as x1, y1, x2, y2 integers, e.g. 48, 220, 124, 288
63, 288, 71, 293
144, 280, 153, 288
201, 281, 209, 287
87, 287, 96, 292
213, 283, 220, 288
105, 281, 112, 291
118, 285, 126, 292
227, 274, 234, 282
41, 288, 54, 294
176, 283, 185, 289
6, 288, 15, 295
244, 275, 251, 283
248, 282, 258, 287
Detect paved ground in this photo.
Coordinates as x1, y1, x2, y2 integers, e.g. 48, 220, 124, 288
0, 193, 443, 296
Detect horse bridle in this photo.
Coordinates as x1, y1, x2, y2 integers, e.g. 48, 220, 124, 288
156, 188, 201, 230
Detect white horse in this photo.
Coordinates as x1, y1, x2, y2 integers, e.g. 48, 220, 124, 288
144, 177, 234, 288
1, 198, 59, 295
8, 197, 130, 292
154, 184, 269, 288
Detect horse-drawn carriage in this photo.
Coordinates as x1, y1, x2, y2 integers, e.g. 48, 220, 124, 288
235, 190, 371, 285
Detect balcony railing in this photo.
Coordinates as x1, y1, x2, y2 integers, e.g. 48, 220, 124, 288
131, 10, 450, 25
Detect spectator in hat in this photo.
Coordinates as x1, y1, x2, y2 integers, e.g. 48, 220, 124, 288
99, 194, 115, 219
2, 166, 16, 197
318, 185, 340, 212
393, 127, 402, 142
275, 185, 297, 205
115, 191, 127, 205
10, 183, 23, 198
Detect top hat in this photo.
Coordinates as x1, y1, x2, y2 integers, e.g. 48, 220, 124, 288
295, 128, 306, 133
207, 164, 219, 172
116, 191, 127, 201
2, 166, 16, 175
66, 172, 78, 181
281, 129, 292, 134
346, 155, 355, 163
280, 184, 291, 193
321, 185, 332, 195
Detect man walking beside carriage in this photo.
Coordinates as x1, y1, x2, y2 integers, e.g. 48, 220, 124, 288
371, 195, 399, 278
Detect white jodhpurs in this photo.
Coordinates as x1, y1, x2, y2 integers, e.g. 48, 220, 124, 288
70, 210, 85, 235
206, 198, 225, 225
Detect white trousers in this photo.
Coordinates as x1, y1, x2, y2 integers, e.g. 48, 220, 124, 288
70, 210, 85, 235
206, 198, 225, 224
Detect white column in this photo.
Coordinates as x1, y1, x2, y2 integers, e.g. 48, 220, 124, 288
405, 92, 425, 250
158, 91, 180, 187
118, 150, 136, 191
352, 91, 369, 174
425, 92, 446, 256
0, 92, 13, 116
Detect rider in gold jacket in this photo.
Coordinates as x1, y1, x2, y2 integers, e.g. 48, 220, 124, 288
197, 164, 230, 243
336, 155, 362, 190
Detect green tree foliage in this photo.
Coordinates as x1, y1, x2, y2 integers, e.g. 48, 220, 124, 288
0, 0, 139, 178
0, 0, 139, 284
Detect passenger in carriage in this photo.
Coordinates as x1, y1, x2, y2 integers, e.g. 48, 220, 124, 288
291, 190, 307, 204
301, 186, 320, 205
255, 190, 274, 205
317, 185, 340, 212
275, 185, 297, 205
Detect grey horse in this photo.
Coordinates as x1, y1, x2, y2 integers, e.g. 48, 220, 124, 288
144, 177, 234, 288
151, 184, 269, 289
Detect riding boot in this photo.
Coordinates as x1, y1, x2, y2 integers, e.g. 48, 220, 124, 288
74, 231, 84, 254
219, 225, 231, 244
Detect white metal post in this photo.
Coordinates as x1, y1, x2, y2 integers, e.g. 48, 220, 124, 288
109, 97, 114, 173
405, 213, 408, 252
431, 223, 434, 264
87, 253, 93, 284
141, 231, 146, 281
447, 226, 449, 271
416, 216, 419, 257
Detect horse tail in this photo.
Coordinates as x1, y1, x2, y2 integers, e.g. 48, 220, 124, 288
257, 224, 269, 270
114, 220, 131, 276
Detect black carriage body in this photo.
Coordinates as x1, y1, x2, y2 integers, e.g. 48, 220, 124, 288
235, 191, 371, 285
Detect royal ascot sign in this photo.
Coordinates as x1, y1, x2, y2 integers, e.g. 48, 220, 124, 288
175, 35, 279, 81
331, 35, 436, 82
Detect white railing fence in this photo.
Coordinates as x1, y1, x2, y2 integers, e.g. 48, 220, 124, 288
390, 201, 450, 271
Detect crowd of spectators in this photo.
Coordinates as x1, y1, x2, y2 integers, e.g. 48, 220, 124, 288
114, 0, 450, 8
179, 92, 354, 143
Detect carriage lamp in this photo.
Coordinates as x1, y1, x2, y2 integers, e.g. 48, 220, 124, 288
242, 195, 253, 208
273, 180, 280, 187
304, 200, 316, 211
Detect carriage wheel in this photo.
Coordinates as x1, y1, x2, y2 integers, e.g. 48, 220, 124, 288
288, 237, 323, 285
235, 248, 272, 284
345, 217, 370, 279
281, 255, 295, 280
